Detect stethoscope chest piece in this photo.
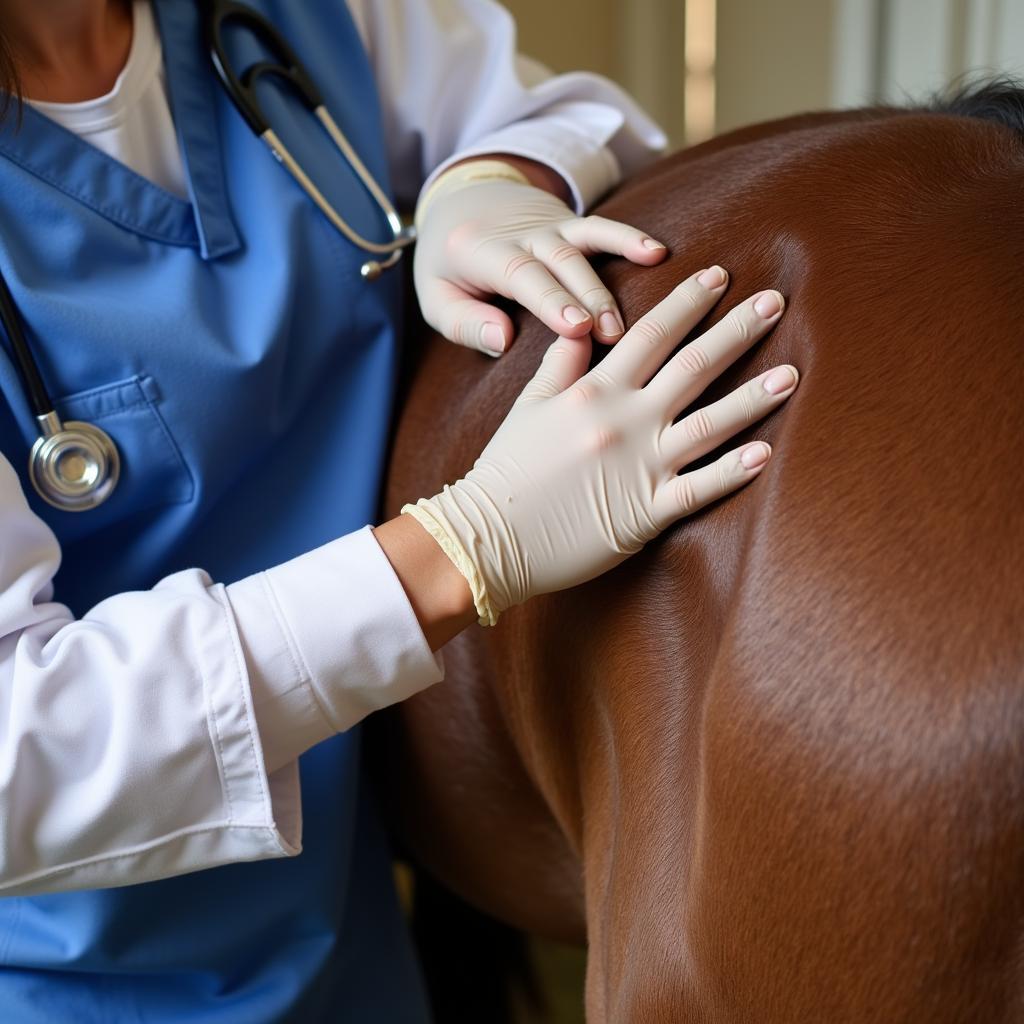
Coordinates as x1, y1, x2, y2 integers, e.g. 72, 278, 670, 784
28, 412, 120, 512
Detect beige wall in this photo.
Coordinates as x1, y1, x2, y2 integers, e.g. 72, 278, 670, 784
715, 0, 834, 133
504, 0, 619, 80
505, 1, 1024, 148
504, 0, 687, 145
505, 0, 834, 148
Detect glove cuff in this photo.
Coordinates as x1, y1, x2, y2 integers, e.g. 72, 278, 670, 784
401, 495, 500, 627
414, 159, 532, 233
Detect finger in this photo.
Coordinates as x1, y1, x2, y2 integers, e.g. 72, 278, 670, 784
598, 266, 730, 387
419, 278, 514, 357
560, 215, 669, 265
660, 365, 799, 470
532, 232, 625, 344
514, 335, 594, 407
645, 288, 786, 416
484, 243, 595, 338
651, 442, 773, 529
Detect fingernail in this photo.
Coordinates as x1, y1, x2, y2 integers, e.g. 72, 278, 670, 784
754, 291, 784, 318
698, 266, 727, 289
599, 310, 624, 335
740, 442, 771, 469
642, 238, 666, 250
763, 365, 797, 395
481, 323, 506, 354
563, 305, 591, 326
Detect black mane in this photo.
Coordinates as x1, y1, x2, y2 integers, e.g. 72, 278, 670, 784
929, 76, 1024, 139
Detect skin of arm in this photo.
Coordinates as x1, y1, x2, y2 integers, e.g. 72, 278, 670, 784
373, 516, 477, 652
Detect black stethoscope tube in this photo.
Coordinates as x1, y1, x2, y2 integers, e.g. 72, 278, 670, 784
203, 0, 321, 136
203, 0, 414, 276
0, 264, 54, 419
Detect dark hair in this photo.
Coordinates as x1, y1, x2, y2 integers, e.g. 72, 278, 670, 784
929, 75, 1024, 139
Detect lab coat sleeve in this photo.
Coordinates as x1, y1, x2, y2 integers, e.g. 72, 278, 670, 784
226, 527, 444, 776
0, 456, 442, 896
344, 0, 668, 213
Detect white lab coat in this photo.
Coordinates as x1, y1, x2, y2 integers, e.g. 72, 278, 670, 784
0, 0, 664, 896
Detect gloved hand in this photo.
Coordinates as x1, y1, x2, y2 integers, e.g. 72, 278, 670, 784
413, 163, 668, 356
403, 267, 798, 625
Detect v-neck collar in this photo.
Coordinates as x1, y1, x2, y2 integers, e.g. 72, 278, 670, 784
0, 0, 241, 260
152, 0, 240, 259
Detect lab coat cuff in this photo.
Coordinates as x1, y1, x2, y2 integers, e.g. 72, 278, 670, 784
198, 582, 303, 857
231, 526, 444, 749
227, 570, 337, 775
419, 101, 664, 213
166, 575, 303, 859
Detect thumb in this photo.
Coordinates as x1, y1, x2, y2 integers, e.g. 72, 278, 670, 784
419, 278, 514, 357
515, 334, 593, 407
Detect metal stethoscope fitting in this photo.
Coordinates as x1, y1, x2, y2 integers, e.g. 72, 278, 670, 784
0, 0, 416, 511
29, 411, 120, 512
0, 270, 120, 512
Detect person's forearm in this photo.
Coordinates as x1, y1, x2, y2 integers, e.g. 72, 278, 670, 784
373, 515, 476, 651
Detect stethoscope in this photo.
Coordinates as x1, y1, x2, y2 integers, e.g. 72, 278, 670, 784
0, 0, 416, 512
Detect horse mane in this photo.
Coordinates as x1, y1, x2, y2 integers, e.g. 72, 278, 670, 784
929, 76, 1024, 139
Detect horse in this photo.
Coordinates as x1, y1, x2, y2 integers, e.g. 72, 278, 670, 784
376, 81, 1024, 1022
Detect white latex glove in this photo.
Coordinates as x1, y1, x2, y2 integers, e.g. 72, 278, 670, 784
413, 173, 668, 357
403, 267, 799, 625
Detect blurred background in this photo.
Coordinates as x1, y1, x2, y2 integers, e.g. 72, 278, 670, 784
505, 0, 1024, 149
463, 2, 1024, 1020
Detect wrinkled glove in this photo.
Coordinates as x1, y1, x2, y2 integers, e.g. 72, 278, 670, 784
413, 161, 668, 356
403, 267, 799, 624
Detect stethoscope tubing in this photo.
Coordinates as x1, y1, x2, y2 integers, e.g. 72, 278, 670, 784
0, 260, 55, 419
204, 0, 415, 270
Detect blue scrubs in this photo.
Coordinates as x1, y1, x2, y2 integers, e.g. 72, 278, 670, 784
0, 1, 431, 1020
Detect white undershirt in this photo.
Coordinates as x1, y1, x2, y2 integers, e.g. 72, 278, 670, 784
26, 0, 188, 199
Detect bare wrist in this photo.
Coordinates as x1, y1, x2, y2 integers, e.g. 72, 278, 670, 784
372, 515, 476, 651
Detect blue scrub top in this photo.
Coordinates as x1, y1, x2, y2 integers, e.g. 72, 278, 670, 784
0, 2, 432, 1020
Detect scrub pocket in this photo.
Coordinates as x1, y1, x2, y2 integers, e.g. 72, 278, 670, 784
36, 374, 194, 542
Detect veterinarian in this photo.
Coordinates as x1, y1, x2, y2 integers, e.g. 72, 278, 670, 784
0, 0, 798, 1019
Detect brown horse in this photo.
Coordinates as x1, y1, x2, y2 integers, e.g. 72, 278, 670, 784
378, 82, 1024, 1022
